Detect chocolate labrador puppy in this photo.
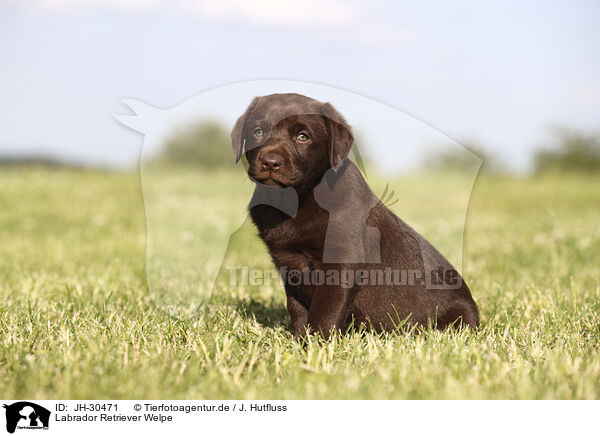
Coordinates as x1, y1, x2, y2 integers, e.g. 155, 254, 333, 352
231, 93, 479, 338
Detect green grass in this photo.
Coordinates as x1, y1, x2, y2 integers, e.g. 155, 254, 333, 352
0, 166, 599, 399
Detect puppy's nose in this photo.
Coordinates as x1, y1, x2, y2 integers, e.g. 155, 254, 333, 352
261, 153, 283, 172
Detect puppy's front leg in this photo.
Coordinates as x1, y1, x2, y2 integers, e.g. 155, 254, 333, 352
307, 284, 354, 339
285, 288, 310, 338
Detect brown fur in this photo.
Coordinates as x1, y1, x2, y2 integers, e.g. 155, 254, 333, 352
232, 93, 479, 338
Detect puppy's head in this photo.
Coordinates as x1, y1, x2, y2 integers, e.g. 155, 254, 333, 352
231, 93, 353, 188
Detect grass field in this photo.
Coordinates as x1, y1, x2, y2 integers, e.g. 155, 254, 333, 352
1, 166, 599, 399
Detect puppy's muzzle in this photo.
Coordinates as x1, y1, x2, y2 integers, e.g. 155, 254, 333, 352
260, 153, 284, 172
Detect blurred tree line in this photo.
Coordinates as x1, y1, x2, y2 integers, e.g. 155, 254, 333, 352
425, 128, 600, 175
156, 119, 600, 175
533, 127, 600, 174
424, 140, 502, 174
156, 120, 233, 168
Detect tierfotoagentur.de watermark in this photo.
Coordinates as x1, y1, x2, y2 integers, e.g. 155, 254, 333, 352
227, 266, 462, 289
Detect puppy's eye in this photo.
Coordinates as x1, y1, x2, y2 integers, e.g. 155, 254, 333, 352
296, 132, 310, 143
252, 128, 264, 137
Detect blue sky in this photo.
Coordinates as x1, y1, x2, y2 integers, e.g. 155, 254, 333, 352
1, 0, 599, 171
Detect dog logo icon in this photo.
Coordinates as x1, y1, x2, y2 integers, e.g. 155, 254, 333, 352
3, 402, 50, 434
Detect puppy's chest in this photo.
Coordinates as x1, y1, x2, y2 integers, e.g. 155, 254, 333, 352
252, 204, 327, 258
266, 211, 326, 251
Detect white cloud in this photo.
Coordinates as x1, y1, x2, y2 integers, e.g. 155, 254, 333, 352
186, 0, 355, 26
19, 0, 413, 46
37, 0, 163, 13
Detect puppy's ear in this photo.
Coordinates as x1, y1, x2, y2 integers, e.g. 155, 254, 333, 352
321, 102, 354, 171
231, 98, 258, 162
